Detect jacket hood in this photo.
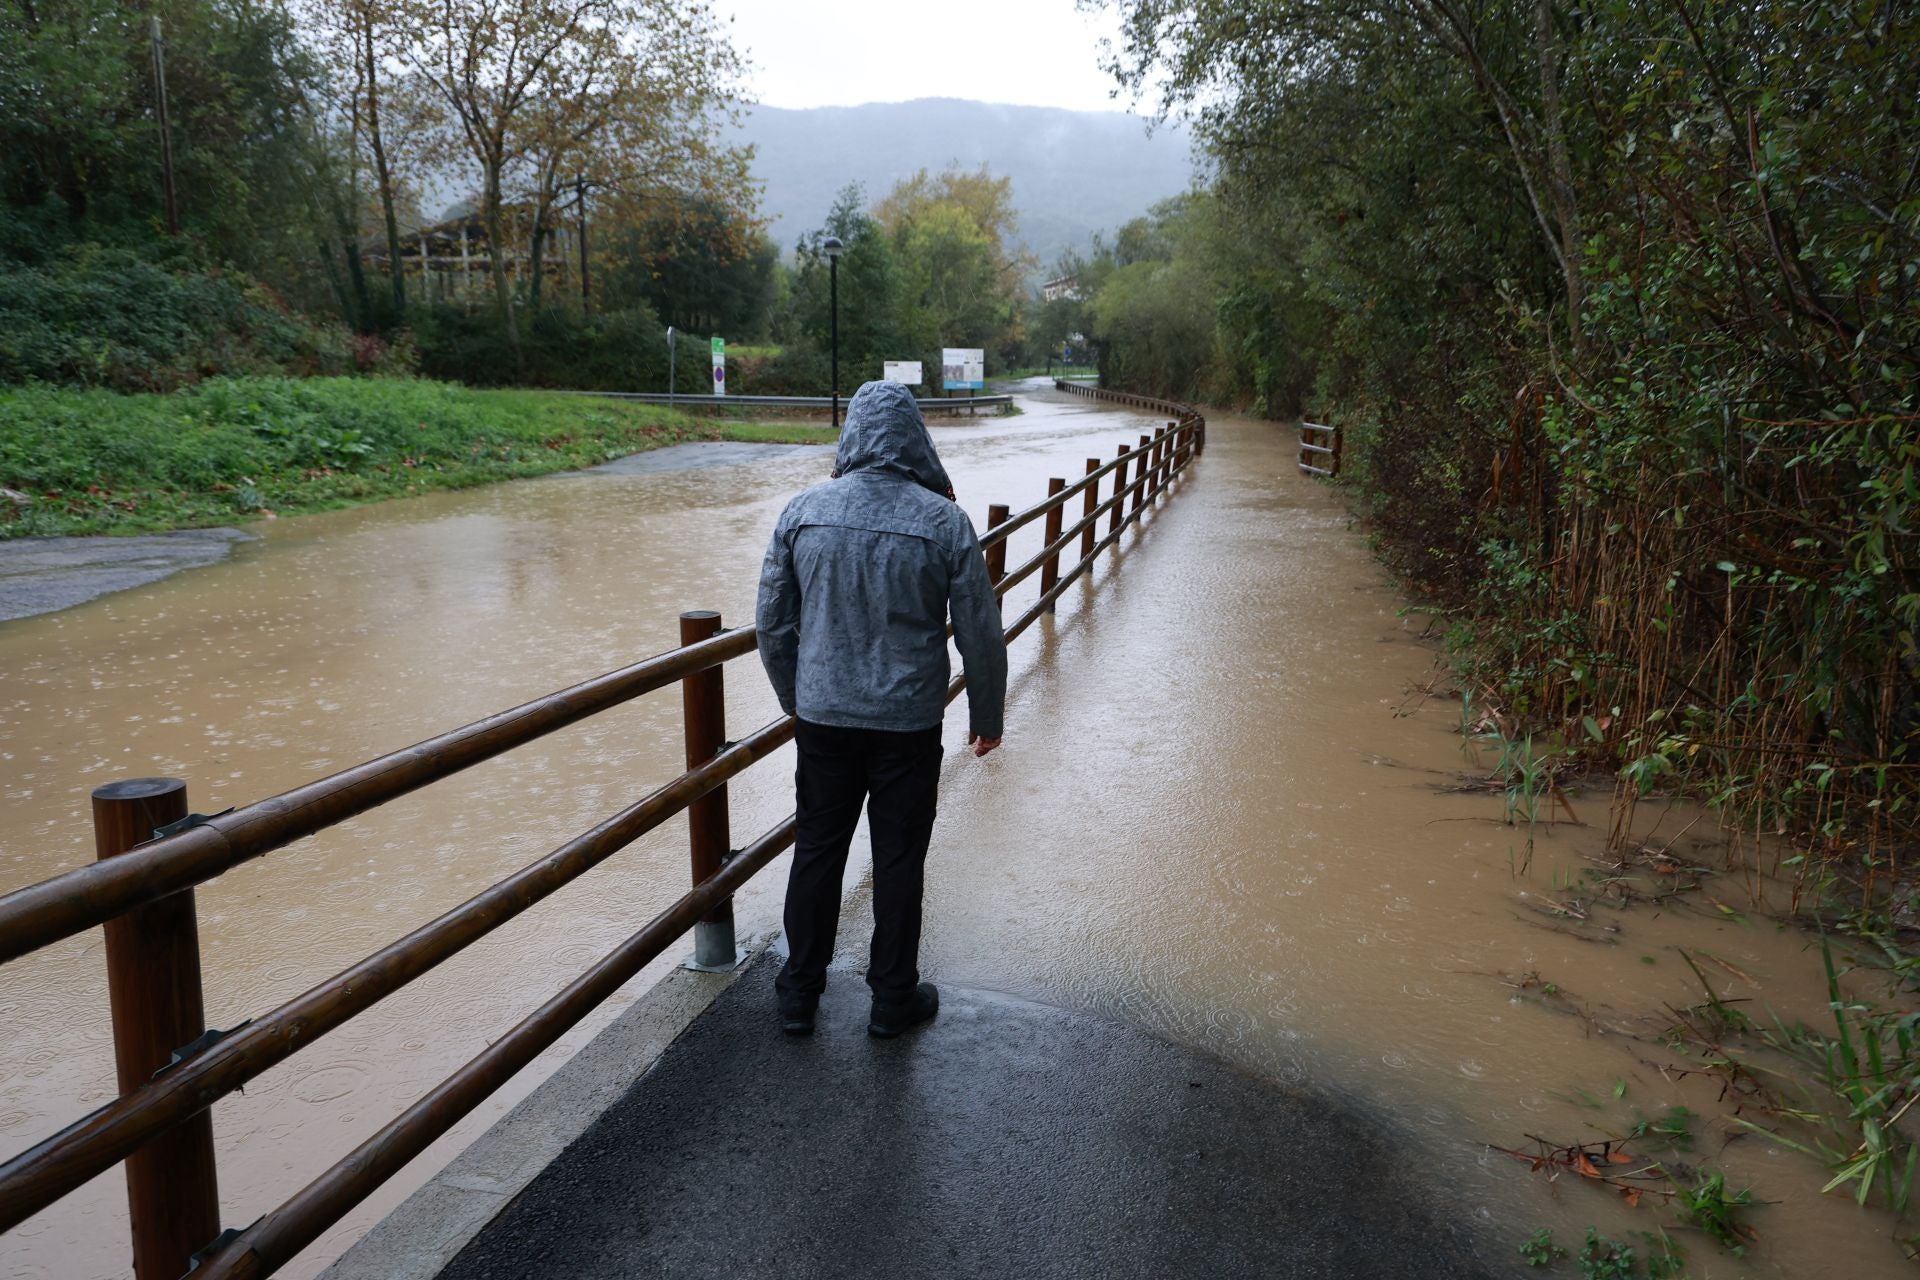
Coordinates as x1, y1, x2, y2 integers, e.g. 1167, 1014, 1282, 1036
833, 381, 953, 495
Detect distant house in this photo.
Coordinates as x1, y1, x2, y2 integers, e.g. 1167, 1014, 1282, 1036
1041, 274, 1082, 303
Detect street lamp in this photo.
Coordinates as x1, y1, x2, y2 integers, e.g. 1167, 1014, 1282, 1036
822, 235, 845, 428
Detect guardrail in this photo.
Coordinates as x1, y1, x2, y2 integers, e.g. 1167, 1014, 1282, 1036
1299, 421, 1340, 477
1052, 380, 1206, 421
0, 400, 1206, 1279
561, 391, 1013, 414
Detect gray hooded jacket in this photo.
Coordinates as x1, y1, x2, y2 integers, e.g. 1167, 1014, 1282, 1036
756, 380, 1007, 739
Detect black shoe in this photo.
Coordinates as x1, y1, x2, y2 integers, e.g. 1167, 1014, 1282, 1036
778, 990, 818, 1036
868, 982, 939, 1039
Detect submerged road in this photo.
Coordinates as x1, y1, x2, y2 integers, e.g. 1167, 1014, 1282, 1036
6, 383, 1871, 1278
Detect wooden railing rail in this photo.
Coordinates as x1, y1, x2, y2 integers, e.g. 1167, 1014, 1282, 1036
0, 403, 1207, 1280
0, 629, 759, 963
1299, 421, 1340, 477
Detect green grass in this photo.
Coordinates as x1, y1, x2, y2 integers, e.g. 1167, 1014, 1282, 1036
0, 376, 793, 538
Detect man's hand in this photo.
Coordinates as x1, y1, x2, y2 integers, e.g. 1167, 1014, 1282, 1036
968, 732, 1002, 758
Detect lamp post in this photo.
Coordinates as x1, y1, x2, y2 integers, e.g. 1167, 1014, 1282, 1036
575, 175, 591, 308
822, 235, 845, 428
666, 325, 676, 407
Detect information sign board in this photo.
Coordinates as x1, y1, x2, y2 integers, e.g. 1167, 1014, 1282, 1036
882, 360, 923, 386
941, 348, 985, 391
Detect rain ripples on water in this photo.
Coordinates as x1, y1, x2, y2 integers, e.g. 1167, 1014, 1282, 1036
0, 384, 1902, 1277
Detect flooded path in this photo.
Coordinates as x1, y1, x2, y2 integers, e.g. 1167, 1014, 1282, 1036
0, 383, 1905, 1277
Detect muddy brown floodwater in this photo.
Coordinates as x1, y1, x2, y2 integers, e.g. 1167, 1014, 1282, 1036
1, 382, 1908, 1278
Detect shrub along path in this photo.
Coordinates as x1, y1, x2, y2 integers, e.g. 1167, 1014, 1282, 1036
0, 377, 838, 540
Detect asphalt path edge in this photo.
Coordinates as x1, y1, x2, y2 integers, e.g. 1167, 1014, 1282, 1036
317, 949, 764, 1280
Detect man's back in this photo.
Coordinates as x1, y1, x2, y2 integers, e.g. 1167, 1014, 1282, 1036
757, 381, 1005, 741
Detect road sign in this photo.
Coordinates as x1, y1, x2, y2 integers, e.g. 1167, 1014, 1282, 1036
883, 360, 923, 386
711, 337, 725, 395
941, 348, 984, 391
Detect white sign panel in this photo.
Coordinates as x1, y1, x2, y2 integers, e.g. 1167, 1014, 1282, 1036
710, 336, 726, 395
941, 347, 985, 391
882, 360, 923, 386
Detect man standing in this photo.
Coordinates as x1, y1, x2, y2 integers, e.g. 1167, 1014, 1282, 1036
756, 380, 1007, 1039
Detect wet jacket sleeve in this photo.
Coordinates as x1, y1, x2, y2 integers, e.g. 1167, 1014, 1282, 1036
756, 518, 800, 717
949, 530, 1008, 740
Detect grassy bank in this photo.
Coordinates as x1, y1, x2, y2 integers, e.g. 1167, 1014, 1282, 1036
0, 378, 839, 538
716, 421, 842, 445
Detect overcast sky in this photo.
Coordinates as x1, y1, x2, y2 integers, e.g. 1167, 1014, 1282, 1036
718, 0, 1136, 114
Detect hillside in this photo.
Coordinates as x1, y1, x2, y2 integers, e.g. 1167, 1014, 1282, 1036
733, 98, 1195, 271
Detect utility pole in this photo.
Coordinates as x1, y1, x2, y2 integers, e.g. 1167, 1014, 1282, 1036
576, 176, 590, 309
150, 17, 179, 235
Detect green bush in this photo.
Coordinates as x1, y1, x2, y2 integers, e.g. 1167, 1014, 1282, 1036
733, 342, 828, 396
412, 306, 712, 394
0, 249, 384, 391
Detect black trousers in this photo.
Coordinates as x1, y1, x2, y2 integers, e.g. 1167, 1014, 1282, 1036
776, 719, 943, 1003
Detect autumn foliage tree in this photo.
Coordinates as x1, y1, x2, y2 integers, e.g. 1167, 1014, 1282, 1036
394, 0, 750, 361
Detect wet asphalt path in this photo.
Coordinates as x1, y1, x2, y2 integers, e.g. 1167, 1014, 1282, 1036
436, 956, 1505, 1280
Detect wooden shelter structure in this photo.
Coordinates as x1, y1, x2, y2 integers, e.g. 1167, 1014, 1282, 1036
363, 204, 578, 305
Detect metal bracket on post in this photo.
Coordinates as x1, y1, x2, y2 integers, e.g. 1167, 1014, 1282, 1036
685, 846, 746, 971
189, 1226, 253, 1273
149, 807, 234, 843
159, 1020, 254, 1077
685, 934, 748, 973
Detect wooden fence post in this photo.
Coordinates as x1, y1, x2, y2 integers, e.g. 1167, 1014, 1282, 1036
1081, 459, 1100, 561
679, 612, 736, 969
1041, 478, 1066, 611
93, 778, 220, 1280
986, 504, 1010, 604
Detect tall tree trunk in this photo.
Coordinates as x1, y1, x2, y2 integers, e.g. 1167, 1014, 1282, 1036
1535, 0, 1583, 359
529, 210, 548, 313
1413, 1, 1571, 326
363, 18, 406, 317
481, 167, 523, 367
330, 187, 372, 332
316, 237, 354, 326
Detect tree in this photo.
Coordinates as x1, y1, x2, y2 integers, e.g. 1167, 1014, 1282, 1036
2, 0, 331, 279
875, 166, 1027, 281
785, 184, 900, 378
873, 166, 1030, 369
299, 0, 425, 317
600, 196, 775, 335
399, 0, 748, 360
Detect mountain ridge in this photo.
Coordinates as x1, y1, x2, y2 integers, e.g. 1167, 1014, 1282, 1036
732, 98, 1196, 273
